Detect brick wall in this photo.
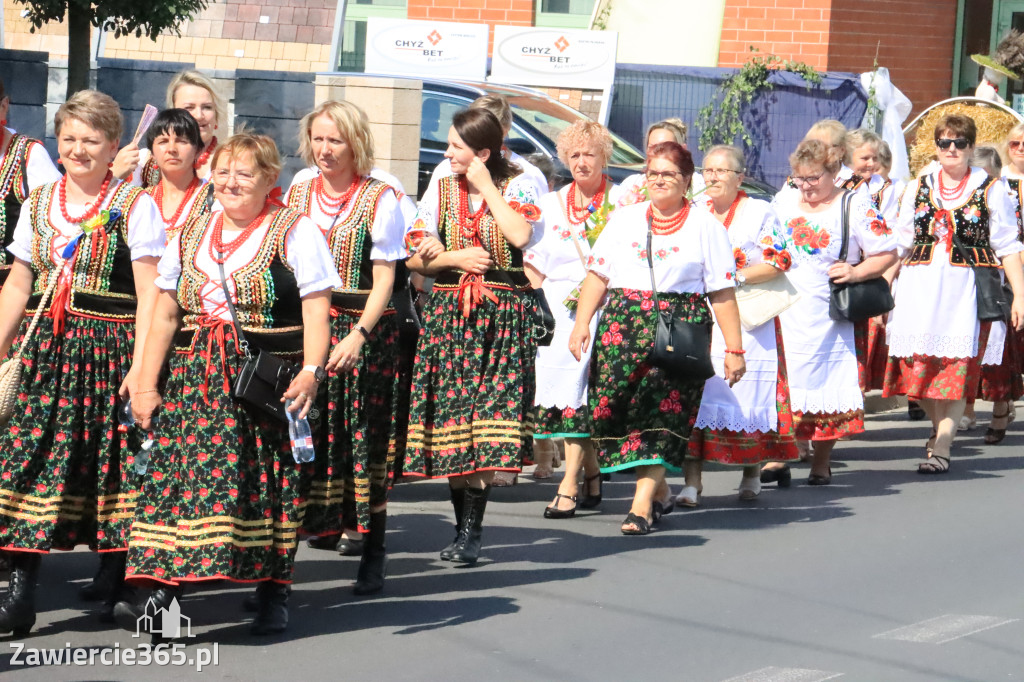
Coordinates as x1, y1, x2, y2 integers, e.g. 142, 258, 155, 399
827, 0, 959, 115
408, 0, 533, 50
718, 0, 832, 71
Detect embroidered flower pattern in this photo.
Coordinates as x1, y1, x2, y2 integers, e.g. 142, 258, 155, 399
733, 248, 748, 269
786, 216, 831, 254
632, 241, 679, 262
869, 218, 891, 236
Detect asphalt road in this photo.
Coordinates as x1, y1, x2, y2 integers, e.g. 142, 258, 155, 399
0, 401, 1022, 681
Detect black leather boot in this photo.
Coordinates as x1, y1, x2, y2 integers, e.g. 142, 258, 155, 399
439, 485, 466, 561
97, 552, 134, 623
250, 581, 289, 635
450, 485, 490, 565
242, 584, 290, 612
113, 585, 183, 640
0, 552, 41, 636
353, 511, 387, 595
79, 552, 120, 601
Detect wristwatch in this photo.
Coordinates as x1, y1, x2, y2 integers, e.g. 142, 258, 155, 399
735, 270, 747, 288
302, 364, 327, 382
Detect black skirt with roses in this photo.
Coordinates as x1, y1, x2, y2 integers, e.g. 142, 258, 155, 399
402, 284, 537, 478
589, 288, 710, 473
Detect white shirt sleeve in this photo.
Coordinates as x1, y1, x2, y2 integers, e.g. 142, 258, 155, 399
410, 177, 442, 240
893, 177, 921, 257
422, 160, 452, 211
284, 215, 344, 296
522, 191, 555, 274
849, 190, 897, 262
24, 141, 61, 189
124, 191, 167, 260
154, 233, 183, 291
369, 188, 409, 261
987, 178, 1024, 258
6, 185, 38, 263
701, 215, 736, 292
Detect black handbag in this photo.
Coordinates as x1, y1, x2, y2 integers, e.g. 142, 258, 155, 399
391, 284, 423, 335
950, 231, 1012, 321
645, 218, 715, 381
828, 190, 895, 322
529, 288, 556, 346
217, 260, 299, 422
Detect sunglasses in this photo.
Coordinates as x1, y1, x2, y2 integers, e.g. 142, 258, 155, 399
1010, 140, 1024, 151
936, 137, 970, 150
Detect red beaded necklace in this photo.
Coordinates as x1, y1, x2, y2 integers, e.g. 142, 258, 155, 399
194, 137, 217, 170
565, 175, 607, 224
457, 176, 488, 243
58, 170, 113, 225
154, 176, 200, 226
938, 169, 970, 201
209, 202, 271, 263
718, 190, 747, 229
648, 201, 690, 235
314, 174, 360, 215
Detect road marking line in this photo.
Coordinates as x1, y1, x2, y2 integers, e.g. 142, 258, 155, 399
721, 667, 843, 682
873, 614, 1018, 644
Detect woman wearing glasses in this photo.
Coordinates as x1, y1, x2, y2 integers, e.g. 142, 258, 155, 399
773, 139, 897, 485
679, 146, 799, 504
883, 115, 1024, 473
569, 141, 742, 535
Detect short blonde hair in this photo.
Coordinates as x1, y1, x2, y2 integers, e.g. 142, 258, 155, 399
646, 118, 687, 146
166, 70, 227, 130
845, 128, 883, 158
55, 89, 123, 142
1005, 121, 1024, 158
556, 120, 613, 166
211, 132, 281, 185
790, 138, 843, 175
470, 94, 512, 132
297, 100, 374, 176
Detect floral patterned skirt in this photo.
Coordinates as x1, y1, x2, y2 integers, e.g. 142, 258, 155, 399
687, 319, 799, 465
305, 312, 399, 537
533, 404, 591, 439
0, 315, 138, 553
793, 409, 865, 441
125, 327, 310, 586
402, 286, 537, 479
882, 321, 992, 401
855, 316, 889, 392
590, 289, 709, 473
978, 325, 1024, 402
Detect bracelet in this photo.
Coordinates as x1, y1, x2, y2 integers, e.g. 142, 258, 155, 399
353, 325, 370, 340
725, 349, 746, 355
135, 389, 160, 395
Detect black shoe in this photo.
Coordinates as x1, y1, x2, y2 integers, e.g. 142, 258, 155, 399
439, 486, 466, 561
0, 553, 41, 636
760, 464, 792, 487
543, 493, 577, 519
250, 582, 289, 635
450, 486, 490, 565
907, 400, 926, 421
336, 536, 364, 557
242, 584, 290, 612
97, 552, 132, 623
579, 473, 603, 509
807, 468, 832, 486
79, 552, 121, 602
113, 586, 183, 638
353, 510, 387, 596
305, 535, 340, 551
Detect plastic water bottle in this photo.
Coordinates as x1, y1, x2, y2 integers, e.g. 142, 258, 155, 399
118, 398, 155, 474
285, 399, 316, 463
135, 438, 154, 475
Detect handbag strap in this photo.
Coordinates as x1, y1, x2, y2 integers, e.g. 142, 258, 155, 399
557, 188, 590, 270
215, 257, 253, 361
837, 189, 853, 263
645, 212, 662, 314
10, 266, 63, 363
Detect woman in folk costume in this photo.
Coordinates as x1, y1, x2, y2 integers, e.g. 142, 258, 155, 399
884, 114, 1024, 473
142, 108, 214, 242
0, 90, 164, 634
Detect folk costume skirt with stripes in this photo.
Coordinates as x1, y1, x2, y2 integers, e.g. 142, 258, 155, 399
589, 289, 709, 473
125, 327, 310, 586
304, 311, 399, 536
402, 286, 536, 479
0, 315, 139, 552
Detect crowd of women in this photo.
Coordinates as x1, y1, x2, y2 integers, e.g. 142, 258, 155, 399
0, 68, 1020, 640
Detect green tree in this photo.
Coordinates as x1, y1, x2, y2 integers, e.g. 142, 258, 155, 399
15, 0, 210, 98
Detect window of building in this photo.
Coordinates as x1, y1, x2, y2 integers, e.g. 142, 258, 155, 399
337, 0, 408, 72
534, 0, 597, 29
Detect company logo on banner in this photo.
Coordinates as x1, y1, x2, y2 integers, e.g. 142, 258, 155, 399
490, 26, 618, 90
365, 17, 488, 81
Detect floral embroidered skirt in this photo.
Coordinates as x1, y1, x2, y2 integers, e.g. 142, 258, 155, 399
125, 328, 310, 586
533, 404, 591, 439
589, 289, 709, 473
883, 321, 994, 402
978, 325, 1024, 402
402, 286, 537, 479
793, 409, 865, 441
855, 316, 889, 393
687, 319, 799, 465
0, 315, 139, 553
304, 312, 399, 537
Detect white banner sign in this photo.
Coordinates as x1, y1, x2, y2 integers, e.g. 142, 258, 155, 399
365, 17, 488, 81
490, 26, 618, 90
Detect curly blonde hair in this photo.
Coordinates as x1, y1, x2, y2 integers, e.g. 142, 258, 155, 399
556, 120, 613, 166
297, 100, 374, 176
790, 138, 843, 175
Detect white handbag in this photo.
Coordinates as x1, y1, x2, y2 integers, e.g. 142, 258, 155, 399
735, 274, 800, 331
